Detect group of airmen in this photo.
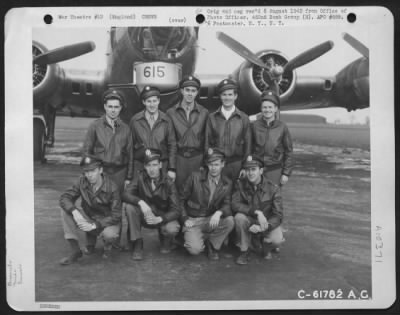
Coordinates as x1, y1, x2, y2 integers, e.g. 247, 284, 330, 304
59, 75, 293, 266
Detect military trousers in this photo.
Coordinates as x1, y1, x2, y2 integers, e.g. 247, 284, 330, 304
175, 153, 203, 192
234, 213, 284, 252
182, 216, 234, 255
61, 209, 120, 249
263, 167, 282, 186
103, 165, 127, 194
125, 204, 180, 242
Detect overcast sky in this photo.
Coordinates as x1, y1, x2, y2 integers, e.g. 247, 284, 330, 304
33, 26, 370, 124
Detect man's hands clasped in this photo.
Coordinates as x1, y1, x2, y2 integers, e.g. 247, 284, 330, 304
72, 209, 96, 232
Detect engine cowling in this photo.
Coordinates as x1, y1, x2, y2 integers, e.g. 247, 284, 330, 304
233, 50, 296, 115
33, 41, 65, 106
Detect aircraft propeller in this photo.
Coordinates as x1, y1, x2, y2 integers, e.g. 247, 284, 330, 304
216, 31, 334, 87
33, 41, 96, 65
342, 32, 369, 58
283, 40, 334, 72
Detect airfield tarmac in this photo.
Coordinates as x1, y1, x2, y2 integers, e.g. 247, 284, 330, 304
34, 117, 371, 302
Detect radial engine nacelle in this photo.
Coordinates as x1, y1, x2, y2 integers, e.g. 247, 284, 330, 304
33, 41, 66, 107
232, 50, 297, 115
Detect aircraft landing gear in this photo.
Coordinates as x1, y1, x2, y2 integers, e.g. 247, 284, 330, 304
33, 119, 47, 163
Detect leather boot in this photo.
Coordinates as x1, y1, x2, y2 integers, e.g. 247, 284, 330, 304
84, 245, 95, 255
59, 239, 82, 265
102, 243, 112, 259
236, 250, 250, 265
160, 236, 172, 254
131, 238, 144, 261
205, 240, 219, 260
262, 242, 274, 260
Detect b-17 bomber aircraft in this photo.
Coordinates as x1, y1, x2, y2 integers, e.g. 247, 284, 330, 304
32, 27, 369, 162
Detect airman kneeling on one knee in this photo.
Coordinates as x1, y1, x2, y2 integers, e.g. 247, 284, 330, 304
122, 148, 181, 261
180, 147, 234, 260
59, 155, 122, 265
232, 155, 285, 265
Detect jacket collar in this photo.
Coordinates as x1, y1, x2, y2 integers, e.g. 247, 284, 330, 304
200, 168, 229, 186
176, 100, 200, 112
215, 106, 241, 119
256, 114, 281, 128
243, 174, 267, 193
102, 115, 122, 128
134, 110, 169, 122
82, 174, 112, 193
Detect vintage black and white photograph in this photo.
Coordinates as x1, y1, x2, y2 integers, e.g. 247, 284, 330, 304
5, 6, 395, 311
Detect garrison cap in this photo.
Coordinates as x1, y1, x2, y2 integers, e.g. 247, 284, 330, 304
80, 155, 103, 171
217, 78, 238, 94
143, 148, 162, 164
242, 155, 264, 169
103, 89, 125, 105
180, 75, 201, 89
261, 89, 280, 107
141, 86, 161, 101
205, 147, 225, 164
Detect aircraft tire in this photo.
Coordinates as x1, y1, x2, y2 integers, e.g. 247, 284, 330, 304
33, 119, 46, 163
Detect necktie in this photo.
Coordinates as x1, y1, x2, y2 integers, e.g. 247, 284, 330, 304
185, 106, 191, 121
151, 179, 156, 191
209, 179, 217, 204
149, 114, 155, 129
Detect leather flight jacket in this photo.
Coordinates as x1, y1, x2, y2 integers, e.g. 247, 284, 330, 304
205, 106, 251, 161
251, 116, 293, 176
180, 168, 232, 222
232, 175, 283, 232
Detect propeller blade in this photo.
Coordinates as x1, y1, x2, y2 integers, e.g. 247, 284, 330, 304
284, 41, 334, 72
342, 33, 369, 58
216, 32, 268, 69
33, 41, 96, 65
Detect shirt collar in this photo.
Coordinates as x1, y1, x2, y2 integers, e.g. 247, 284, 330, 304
177, 100, 199, 112
103, 115, 121, 128
208, 174, 221, 185
145, 110, 159, 121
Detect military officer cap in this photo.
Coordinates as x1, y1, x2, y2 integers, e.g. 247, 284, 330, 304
143, 148, 162, 164
80, 155, 103, 171
261, 89, 280, 107
217, 78, 238, 94
180, 75, 201, 89
103, 88, 125, 106
242, 155, 264, 169
205, 147, 225, 164
141, 86, 161, 101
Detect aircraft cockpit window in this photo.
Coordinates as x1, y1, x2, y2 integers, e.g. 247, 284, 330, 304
86, 83, 93, 95
130, 27, 195, 61
72, 82, 81, 94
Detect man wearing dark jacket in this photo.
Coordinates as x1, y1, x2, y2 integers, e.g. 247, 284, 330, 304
82, 89, 133, 192
167, 75, 209, 191
59, 155, 122, 265
122, 148, 181, 260
251, 89, 293, 186
232, 155, 284, 265
180, 148, 234, 260
205, 79, 251, 181
129, 86, 177, 180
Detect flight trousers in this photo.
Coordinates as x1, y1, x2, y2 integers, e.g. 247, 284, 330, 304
182, 216, 234, 255
125, 204, 180, 242
234, 213, 284, 252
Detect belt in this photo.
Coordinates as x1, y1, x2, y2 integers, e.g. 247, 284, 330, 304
177, 147, 202, 158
